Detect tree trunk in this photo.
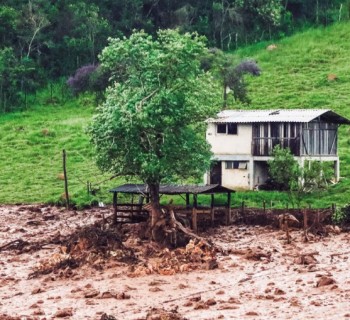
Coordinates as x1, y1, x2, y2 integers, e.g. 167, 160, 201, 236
148, 182, 163, 241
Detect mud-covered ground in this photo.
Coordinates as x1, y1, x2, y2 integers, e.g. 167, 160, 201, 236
0, 205, 350, 320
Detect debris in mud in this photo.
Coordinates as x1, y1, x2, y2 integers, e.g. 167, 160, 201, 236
145, 307, 186, 320
294, 252, 318, 265
100, 314, 117, 320
231, 247, 272, 261
128, 239, 218, 277
54, 307, 74, 318
0, 239, 29, 252
316, 276, 336, 287
29, 225, 137, 278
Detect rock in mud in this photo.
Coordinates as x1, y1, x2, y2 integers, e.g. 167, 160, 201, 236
54, 308, 73, 318
316, 276, 336, 287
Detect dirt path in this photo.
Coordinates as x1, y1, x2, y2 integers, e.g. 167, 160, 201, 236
0, 205, 350, 319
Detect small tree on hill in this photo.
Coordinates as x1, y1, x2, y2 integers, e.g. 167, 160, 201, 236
200, 48, 260, 107
88, 30, 220, 240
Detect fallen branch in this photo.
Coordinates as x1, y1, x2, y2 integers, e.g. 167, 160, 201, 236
330, 251, 350, 262
0, 239, 29, 252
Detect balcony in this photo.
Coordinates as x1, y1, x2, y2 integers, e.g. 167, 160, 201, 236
252, 137, 300, 156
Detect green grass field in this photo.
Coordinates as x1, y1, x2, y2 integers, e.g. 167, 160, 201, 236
0, 88, 126, 207
1, 22, 350, 208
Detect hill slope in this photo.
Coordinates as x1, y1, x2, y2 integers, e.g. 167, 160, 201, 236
1, 23, 350, 207
0, 92, 121, 207
234, 22, 350, 206
238, 23, 350, 112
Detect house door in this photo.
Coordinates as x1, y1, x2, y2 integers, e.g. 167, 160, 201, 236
210, 161, 222, 185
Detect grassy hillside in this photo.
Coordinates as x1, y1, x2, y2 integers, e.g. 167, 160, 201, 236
0, 89, 124, 207
233, 22, 350, 207
1, 23, 350, 208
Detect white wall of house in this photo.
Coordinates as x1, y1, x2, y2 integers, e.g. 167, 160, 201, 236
221, 161, 250, 189
206, 123, 252, 155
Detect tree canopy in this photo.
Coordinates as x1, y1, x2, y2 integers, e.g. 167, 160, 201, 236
88, 30, 221, 238
88, 29, 220, 187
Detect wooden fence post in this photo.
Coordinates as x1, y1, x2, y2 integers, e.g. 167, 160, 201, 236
241, 201, 245, 223
62, 149, 70, 210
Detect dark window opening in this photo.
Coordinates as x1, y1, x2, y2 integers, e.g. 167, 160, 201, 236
217, 123, 238, 135
227, 123, 238, 135
217, 124, 226, 133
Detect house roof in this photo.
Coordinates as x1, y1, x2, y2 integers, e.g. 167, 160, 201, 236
110, 184, 235, 195
207, 109, 350, 124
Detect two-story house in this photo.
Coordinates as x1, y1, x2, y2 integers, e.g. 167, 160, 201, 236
205, 109, 350, 190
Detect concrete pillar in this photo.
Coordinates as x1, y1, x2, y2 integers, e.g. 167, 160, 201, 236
334, 159, 340, 182
249, 159, 254, 190
298, 157, 305, 186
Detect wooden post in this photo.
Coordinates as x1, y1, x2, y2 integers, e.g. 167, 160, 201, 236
286, 219, 290, 244
192, 207, 198, 233
241, 200, 245, 223
210, 194, 215, 226
263, 200, 266, 215
192, 194, 198, 233
193, 194, 198, 208
62, 149, 69, 209
113, 192, 118, 224
186, 193, 190, 208
226, 192, 232, 225
303, 208, 308, 242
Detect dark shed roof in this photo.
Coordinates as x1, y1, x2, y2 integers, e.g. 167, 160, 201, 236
110, 184, 235, 195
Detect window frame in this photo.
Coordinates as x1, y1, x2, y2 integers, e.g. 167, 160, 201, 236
225, 161, 248, 170
216, 123, 238, 135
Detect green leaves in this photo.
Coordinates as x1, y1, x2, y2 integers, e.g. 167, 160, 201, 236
89, 29, 220, 185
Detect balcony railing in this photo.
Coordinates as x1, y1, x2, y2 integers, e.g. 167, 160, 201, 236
252, 137, 300, 156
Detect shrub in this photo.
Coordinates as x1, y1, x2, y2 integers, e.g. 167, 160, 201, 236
67, 64, 97, 95
333, 204, 350, 225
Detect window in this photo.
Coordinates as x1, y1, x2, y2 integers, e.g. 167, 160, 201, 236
227, 123, 238, 135
217, 124, 226, 133
226, 161, 247, 170
226, 161, 238, 169
238, 162, 247, 169
217, 123, 238, 135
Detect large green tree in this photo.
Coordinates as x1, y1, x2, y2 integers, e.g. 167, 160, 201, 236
88, 30, 220, 239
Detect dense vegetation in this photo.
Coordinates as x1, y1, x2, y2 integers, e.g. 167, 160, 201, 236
1, 0, 348, 111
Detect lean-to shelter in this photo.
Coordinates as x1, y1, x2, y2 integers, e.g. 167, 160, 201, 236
110, 184, 235, 232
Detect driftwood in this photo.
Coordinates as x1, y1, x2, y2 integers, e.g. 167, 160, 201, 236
330, 251, 350, 262
169, 208, 213, 248
0, 239, 29, 252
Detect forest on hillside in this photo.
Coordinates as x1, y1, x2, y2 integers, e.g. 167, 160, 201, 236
0, 0, 349, 112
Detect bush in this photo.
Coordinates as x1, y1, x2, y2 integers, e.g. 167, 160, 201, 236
67, 64, 97, 95
333, 204, 350, 225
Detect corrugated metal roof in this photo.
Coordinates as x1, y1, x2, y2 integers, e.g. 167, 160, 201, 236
110, 184, 235, 194
207, 109, 350, 124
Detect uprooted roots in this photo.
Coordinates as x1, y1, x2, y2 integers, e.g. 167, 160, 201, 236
29, 224, 137, 278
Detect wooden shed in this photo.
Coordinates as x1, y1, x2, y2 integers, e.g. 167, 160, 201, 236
110, 184, 235, 232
